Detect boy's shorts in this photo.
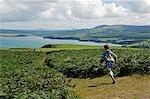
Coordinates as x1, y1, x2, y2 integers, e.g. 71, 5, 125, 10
106, 61, 114, 72
106, 61, 114, 69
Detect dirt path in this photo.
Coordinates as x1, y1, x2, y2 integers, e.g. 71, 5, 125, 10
71, 75, 150, 99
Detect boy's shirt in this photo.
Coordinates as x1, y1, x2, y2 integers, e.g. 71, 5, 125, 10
101, 49, 117, 63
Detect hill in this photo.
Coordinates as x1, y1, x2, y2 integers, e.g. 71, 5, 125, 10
73, 75, 150, 99
1, 25, 150, 45
51, 25, 150, 39
128, 40, 150, 48
0, 44, 149, 98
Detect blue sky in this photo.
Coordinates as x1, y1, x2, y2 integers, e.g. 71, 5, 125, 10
0, 0, 150, 29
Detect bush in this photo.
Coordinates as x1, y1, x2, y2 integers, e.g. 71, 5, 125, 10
0, 66, 74, 98
45, 49, 150, 78
0, 50, 77, 99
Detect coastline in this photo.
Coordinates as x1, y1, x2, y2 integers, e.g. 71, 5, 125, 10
1, 34, 148, 48
0, 34, 28, 37
43, 36, 144, 45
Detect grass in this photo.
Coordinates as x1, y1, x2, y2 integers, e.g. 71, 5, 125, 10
71, 75, 150, 99
128, 40, 150, 47
0, 34, 17, 37
98, 38, 120, 41
3, 44, 122, 52
0, 44, 143, 57
1, 44, 149, 98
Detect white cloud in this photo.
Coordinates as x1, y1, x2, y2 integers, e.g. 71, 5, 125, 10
0, 0, 51, 22
16, 3, 29, 10
39, 0, 129, 20
112, 0, 150, 13
0, 0, 150, 29
103, 2, 129, 17
0, 0, 12, 14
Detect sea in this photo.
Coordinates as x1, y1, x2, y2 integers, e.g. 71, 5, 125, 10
0, 36, 121, 48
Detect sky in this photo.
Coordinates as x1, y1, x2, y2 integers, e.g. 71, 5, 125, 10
0, 0, 150, 30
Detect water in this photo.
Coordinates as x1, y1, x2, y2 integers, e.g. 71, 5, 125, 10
0, 36, 121, 48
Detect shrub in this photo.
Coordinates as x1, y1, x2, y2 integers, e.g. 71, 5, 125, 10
0, 50, 77, 99
46, 49, 150, 78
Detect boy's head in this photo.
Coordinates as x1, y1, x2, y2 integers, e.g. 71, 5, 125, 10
103, 44, 109, 49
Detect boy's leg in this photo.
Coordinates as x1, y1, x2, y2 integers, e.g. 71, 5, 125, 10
107, 62, 116, 84
109, 68, 116, 84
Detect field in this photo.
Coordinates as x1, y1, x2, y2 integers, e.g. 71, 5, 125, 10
73, 75, 150, 99
0, 44, 150, 99
0, 34, 17, 37
128, 40, 150, 48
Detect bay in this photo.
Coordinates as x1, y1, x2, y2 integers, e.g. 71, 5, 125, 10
0, 36, 121, 48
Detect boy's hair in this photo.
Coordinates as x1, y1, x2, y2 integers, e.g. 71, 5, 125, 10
104, 44, 109, 49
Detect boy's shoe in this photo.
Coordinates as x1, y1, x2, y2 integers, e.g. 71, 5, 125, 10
112, 80, 116, 84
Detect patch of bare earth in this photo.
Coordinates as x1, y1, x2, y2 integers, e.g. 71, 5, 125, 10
71, 75, 150, 99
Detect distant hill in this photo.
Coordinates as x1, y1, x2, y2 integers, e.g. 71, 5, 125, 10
128, 40, 150, 48
1, 25, 150, 45
48, 25, 150, 40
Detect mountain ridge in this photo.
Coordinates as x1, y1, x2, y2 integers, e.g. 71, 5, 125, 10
1, 25, 150, 45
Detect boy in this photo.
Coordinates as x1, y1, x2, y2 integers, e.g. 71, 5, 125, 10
100, 44, 117, 84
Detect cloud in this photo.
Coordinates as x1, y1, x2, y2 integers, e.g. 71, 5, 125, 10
0, 0, 129, 21
126, 0, 150, 13
110, 0, 150, 13
0, 0, 150, 29
0, 0, 52, 22
40, 0, 129, 20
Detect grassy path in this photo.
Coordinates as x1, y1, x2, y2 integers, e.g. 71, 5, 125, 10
71, 75, 150, 99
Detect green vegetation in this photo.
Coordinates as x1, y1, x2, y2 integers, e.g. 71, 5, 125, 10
1, 25, 150, 45
42, 44, 101, 49
128, 40, 150, 48
8, 44, 103, 52
0, 34, 17, 37
45, 48, 150, 78
97, 38, 120, 41
0, 50, 77, 99
44, 25, 150, 40
0, 34, 27, 37
41, 44, 99, 49
73, 75, 150, 99
0, 44, 149, 98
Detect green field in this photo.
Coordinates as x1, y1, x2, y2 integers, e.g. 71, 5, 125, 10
0, 34, 17, 37
73, 75, 150, 99
0, 44, 150, 99
128, 40, 150, 48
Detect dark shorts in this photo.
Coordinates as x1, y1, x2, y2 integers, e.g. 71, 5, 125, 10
106, 61, 114, 69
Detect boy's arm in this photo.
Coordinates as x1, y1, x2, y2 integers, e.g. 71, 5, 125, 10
100, 58, 104, 64
110, 51, 117, 63
100, 54, 105, 64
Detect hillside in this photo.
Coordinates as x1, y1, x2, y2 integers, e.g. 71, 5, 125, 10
128, 40, 150, 48
50, 25, 150, 39
0, 44, 150, 98
1, 25, 150, 45
73, 75, 150, 99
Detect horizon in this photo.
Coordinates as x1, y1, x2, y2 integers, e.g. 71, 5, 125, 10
0, 0, 150, 30
1, 24, 150, 30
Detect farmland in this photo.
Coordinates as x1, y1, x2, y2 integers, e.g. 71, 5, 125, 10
0, 44, 150, 98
